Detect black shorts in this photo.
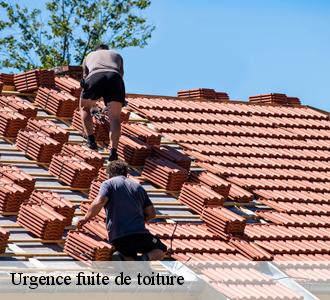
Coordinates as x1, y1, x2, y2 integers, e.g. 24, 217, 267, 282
111, 233, 167, 259
81, 71, 125, 105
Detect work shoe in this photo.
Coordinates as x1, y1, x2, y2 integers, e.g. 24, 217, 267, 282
108, 148, 118, 161
86, 140, 98, 151
112, 251, 125, 261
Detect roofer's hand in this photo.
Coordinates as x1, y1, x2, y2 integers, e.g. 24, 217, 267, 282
76, 218, 88, 229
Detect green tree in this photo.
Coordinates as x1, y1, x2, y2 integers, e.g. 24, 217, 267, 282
0, 0, 154, 70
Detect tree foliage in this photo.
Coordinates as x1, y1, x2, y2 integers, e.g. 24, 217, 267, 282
0, 0, 154, 70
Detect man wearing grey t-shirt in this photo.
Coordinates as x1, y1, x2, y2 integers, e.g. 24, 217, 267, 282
80, 44, 125, 161
77, 160, 167, 261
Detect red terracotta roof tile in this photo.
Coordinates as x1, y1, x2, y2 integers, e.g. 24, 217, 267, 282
0, 227, 9, 254
121, 122, 161, 145
0, 107, 27, 137
152, 145, 191, 170
55, 75, 81, 98
0, 95, 37, 119
14, 69, 55, 92
0, 177, 27, 213
0, 73, 14, 85
230, 239, 273, 261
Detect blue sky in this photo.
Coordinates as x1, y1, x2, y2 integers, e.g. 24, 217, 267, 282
1, 1, 330, 111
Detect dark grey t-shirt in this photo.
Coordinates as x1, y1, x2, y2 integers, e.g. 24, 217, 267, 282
98, 176, 152, 242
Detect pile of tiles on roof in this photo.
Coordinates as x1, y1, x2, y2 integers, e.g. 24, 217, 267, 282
82, 219, 108, 240
16, 130, 62, 163
0, 165, 35, 199
64, 230, 113, 261
35, 87, 78, 117
88, 179, 102, 201
249, 93, 301, 105
29, 190, 75, 226
142, 157, 188, 191
152, 145, 191, 170
0, 73, 15, 85
177, 88, 229, 101
178, 183, 225, 214
17, 201, 66, 239
80, 201, 106, 222
97, 167, 107, 182
49, 154, 95, 188
61, 143, 104, 172
55, 75, 81, 98
0, 81, 3, 93
121, 123, 161, 145
0, 177, 29, 213
0, 108, 27, 137
53, 65, 83, 81
0, 228, 9, 254
0, 95, 37, 119
71, 107, 130, 142
117, 135, 151, 166
14, 69, 55, 92
26, 119, 69, 145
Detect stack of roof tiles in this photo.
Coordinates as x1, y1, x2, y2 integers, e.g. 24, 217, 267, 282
0, 73, 14, 85
53, 65, 83, 81
88, 179, 102, 201
61, 143, 104, 172
49, 154, 95, 188
249, 93, 301, 105
82, 219, 108, 241
17, 202, 66, 239
201, 207, 246, 239
0, 165, 35, 200
177, 88, 229, 101
121, 123, 161, 145
189, 170, 231, 198
0, 228, 9, 254
80, 201, 106, 222
64, 230, 113, 261
0, 95, 37, 119
55, 75, 81, 98
16, 130, 62, 163
28, 190, 75, 226
0, 177, 28, 213
0, 107, 27, 137
26, 119, 69, 145
142, 157, 188, 191
178, 183, 225, 214
14, 69, 55, 92
97, 167, 107, 182
117, 135, 151, 166
152, 145, 191, 170
35, 87, 78, 117
0, 81, 3, 93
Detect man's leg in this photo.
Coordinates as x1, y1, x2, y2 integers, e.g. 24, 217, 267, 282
106, 101, 123, 161
80, 98, 98, 150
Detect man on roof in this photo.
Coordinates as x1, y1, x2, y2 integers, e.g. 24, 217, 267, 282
80, 44, 125, 161
77, 160, 167, 261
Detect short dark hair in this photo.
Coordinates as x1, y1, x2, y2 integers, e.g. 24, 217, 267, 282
95, 44, 109, 51
106, 160, 128, 178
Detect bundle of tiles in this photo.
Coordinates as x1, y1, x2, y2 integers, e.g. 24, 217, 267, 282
0, 165, 35, 200
287, 97, 301, 105
28, 190, 75, 226
0, 81, 3, 93
177, 88, 229, 101
82, 219, 108, 241
55, 75, 81, 98
26, 119, 69, 145
17, 202, 66, 240
201, 207, 246, 239
0, 108, 27, 137
71, 108, 109, 143
35, 87, 78, 117
230, 239, 273, 261
0, 95, 37, 119
0, 73, 14, 85
80, 201, 106, 222
16, 130, 62, 163
0, 177, 26, 213
189, 171, 231, 198
64, 230, 113, 261
53, 65, 83, 81
0, 227, 9, 254
121, 123, 161, 145
152, 145, 192, 171
49, 154, 95, 188
249, 93, 289, 105
142, 157, 188, 191
14, 69, 55, 92
97, 167, 107, 182
178, 183, 225, 214
117, 135, 151, 166
88, 179, 102, 201
61, 143, 104, 173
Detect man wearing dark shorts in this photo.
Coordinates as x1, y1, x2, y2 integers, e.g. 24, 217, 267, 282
80, 44, 125, 161
77, 160, 167, 261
